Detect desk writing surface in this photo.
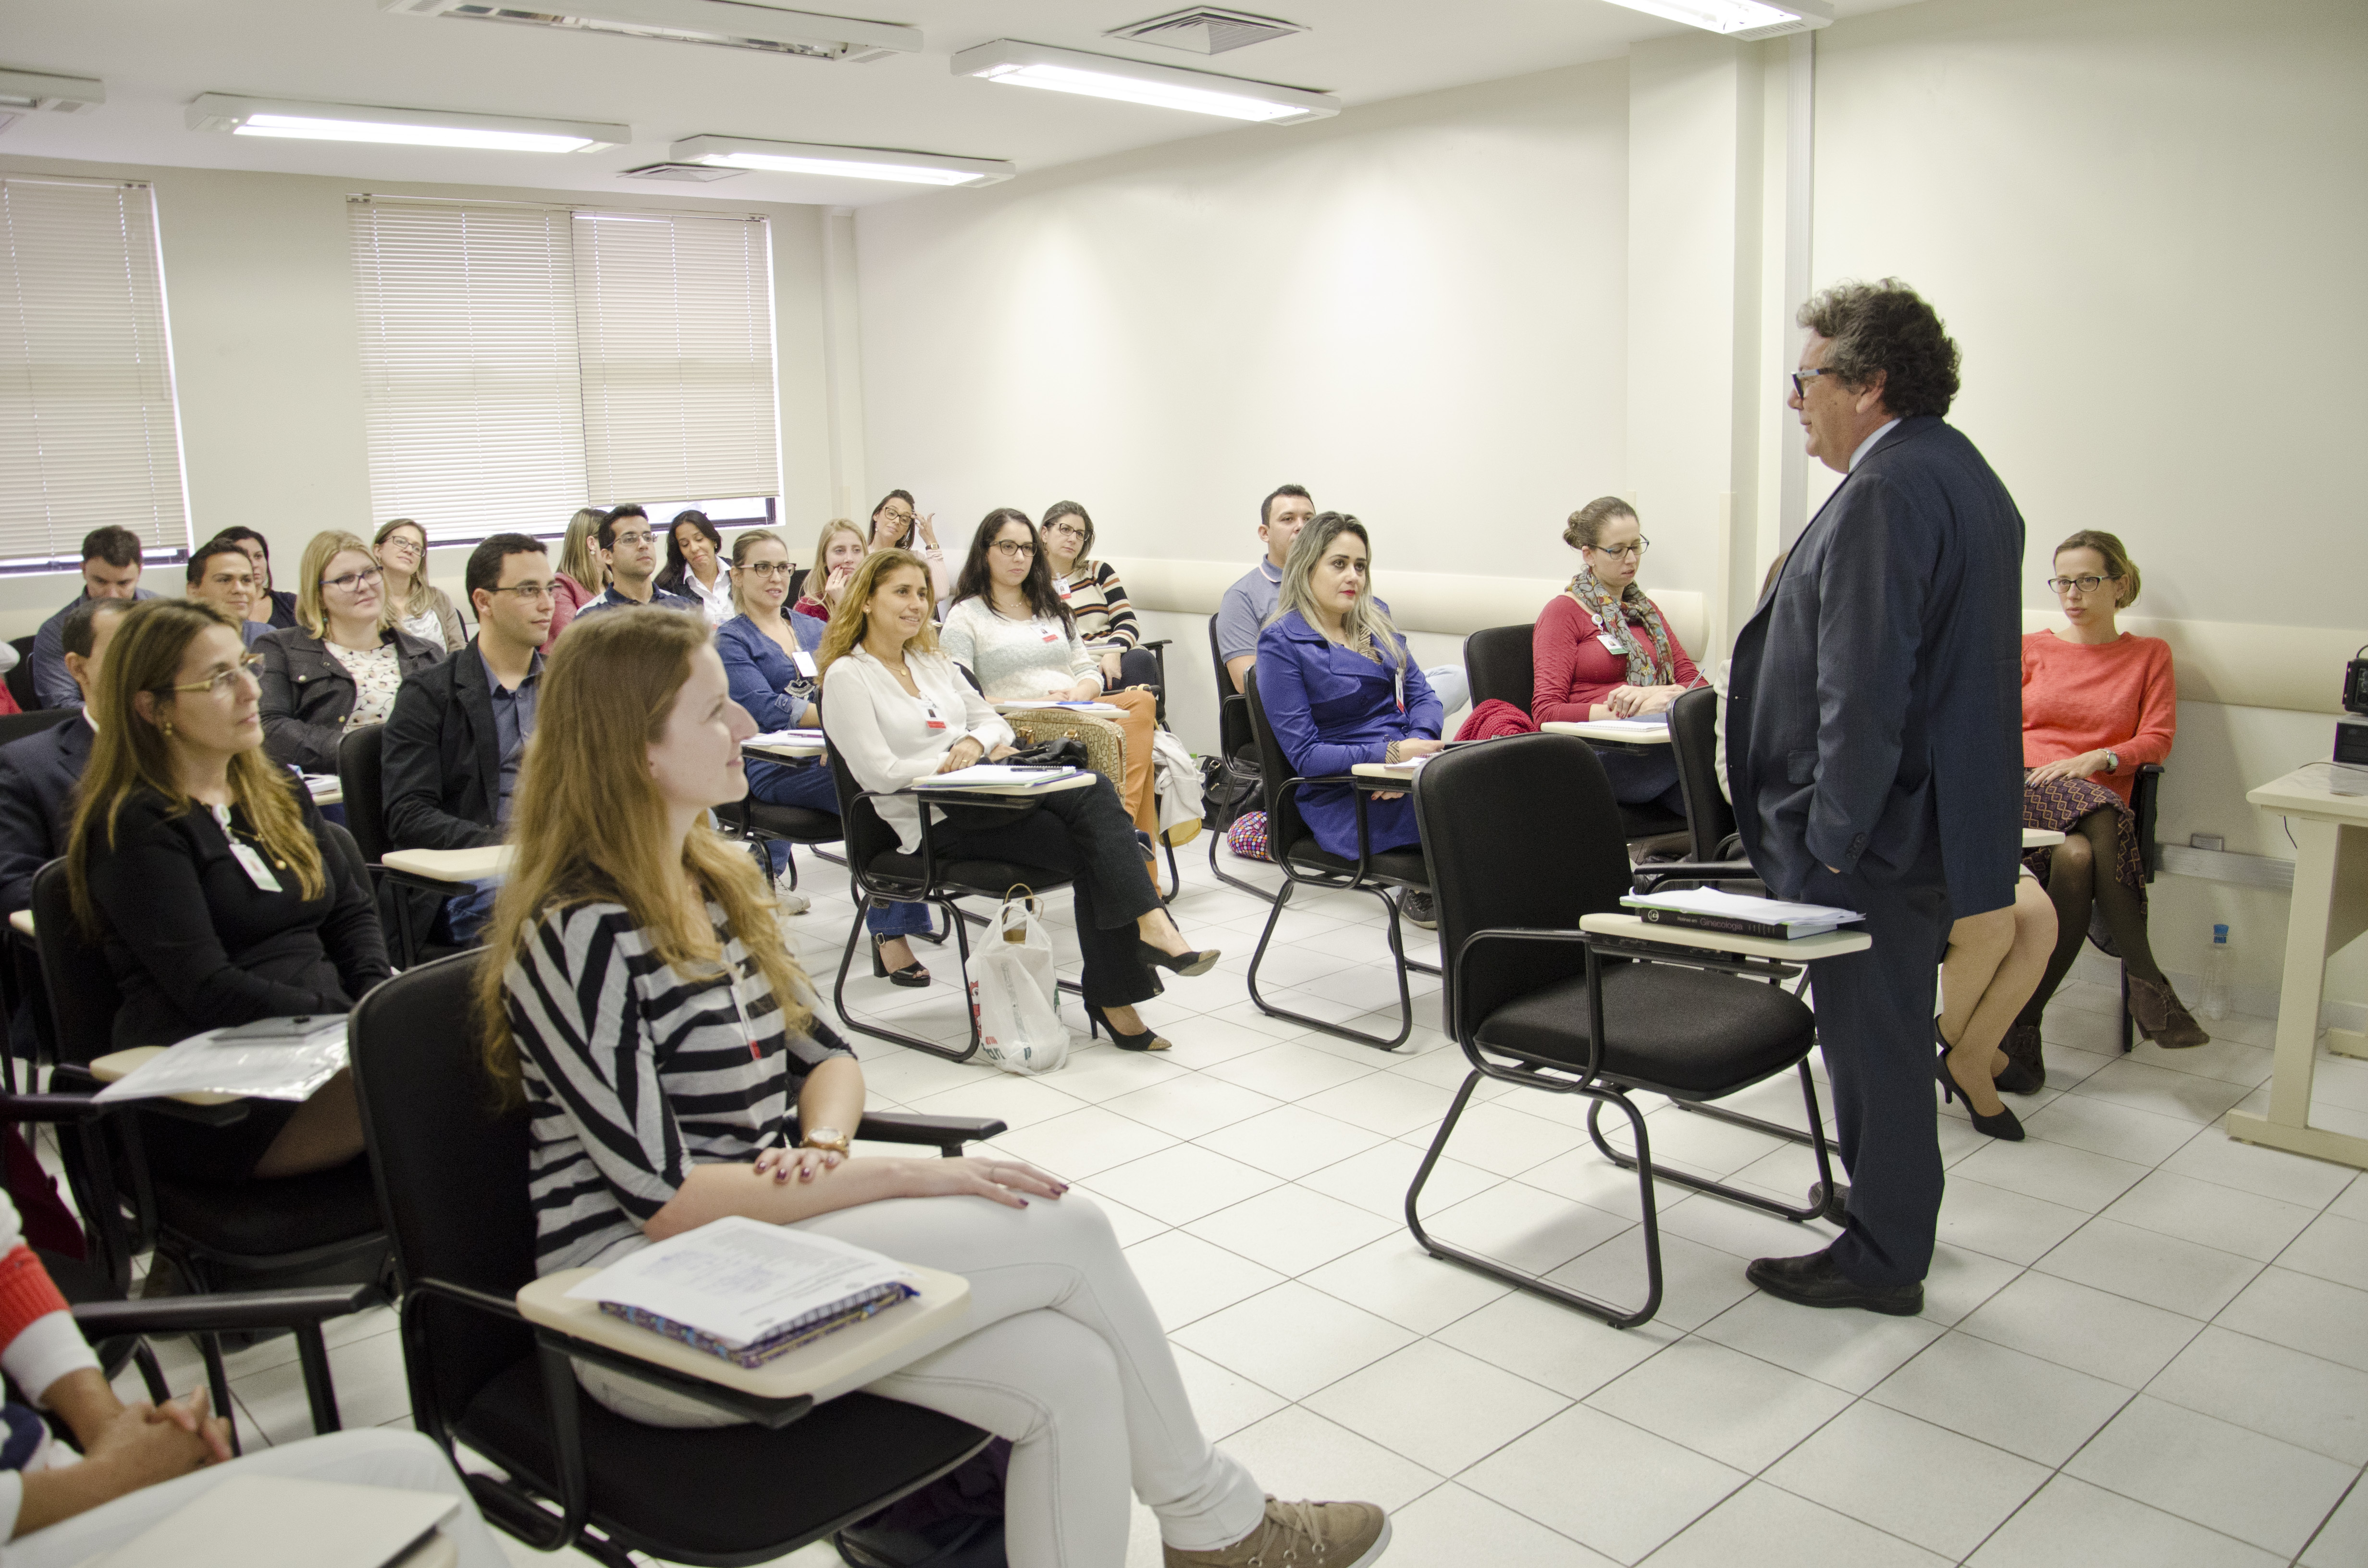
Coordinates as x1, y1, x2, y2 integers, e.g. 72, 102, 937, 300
1542, 720, 1673, 747
1579, 912, 1870, 963
744, 738, 826, 761
909, 771, 1097, 799
2246, 764, 2368, 824
1351, 762, 1421, 781
89, 1047, 243, 1107
2022, 828, 2065, 849
7, 909, 30, 939
381, 845, 513, 884
517, 1263, 971, 1403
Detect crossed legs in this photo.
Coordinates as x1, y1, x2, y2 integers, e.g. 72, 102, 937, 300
1937, 878, 2057, 1116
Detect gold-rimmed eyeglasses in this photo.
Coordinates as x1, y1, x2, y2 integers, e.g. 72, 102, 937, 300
162, 653, 264, 700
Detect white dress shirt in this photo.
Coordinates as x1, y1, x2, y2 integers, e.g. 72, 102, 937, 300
821, 645, 1015, 854
1849, 417, 1903, 471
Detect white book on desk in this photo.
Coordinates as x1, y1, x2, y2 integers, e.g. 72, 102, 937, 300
78, 1472, 459, 1568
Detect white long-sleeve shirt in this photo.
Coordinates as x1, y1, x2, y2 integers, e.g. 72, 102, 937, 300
937, 598, 1100, 703
821, 646, 1015, 854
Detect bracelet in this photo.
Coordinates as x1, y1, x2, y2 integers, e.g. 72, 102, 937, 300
1385, 740, 1403, 764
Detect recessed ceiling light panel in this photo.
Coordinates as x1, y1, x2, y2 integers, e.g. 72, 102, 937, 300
381, 0, 921, 63
1599, 0, 1831, 41
952, 39, 1337, 124
671, 134, 1013, 187
0, 68, 106, 113
188, 94, 627, 152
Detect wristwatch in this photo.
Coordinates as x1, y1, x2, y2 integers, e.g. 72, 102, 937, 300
800, 1127, 850, 1155
2102, 749, 2121, 775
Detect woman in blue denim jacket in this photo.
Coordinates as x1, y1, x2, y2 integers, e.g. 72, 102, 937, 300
715, 529, 937, 983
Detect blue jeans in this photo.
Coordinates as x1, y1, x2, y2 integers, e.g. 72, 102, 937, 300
751, 759, 931, 937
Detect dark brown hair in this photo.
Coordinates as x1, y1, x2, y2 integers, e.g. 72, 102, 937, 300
1797, 279, 1961, 418
1563, 496, 1637, 552
2053, 529, 2141, 610
950, 509, 1073, 629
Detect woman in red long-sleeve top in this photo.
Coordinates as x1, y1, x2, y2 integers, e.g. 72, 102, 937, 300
2015, 528, 2204, 1056
1531, 498, 1700, 815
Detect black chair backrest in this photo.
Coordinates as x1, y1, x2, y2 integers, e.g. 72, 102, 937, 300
1666, 686, 1737, 861
4, 638, 35, 714
826, 744, 903, 875
1207, 616, 1257, 765
1240, 668, 1315, 859
1462, 625, 1536, 715
348, 952, 536, 1425
0, 709, 67, 749
337, 723, 391, 864
1415, 735, 1634, 1040
31, 860, 122, 1067
787, 567, 809, 605
2133, 764, 2164, 883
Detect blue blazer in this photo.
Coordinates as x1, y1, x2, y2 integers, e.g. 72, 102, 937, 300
1254, 609, 1443, 860
717, 611, 827, 796
1727, 416, 2024, 913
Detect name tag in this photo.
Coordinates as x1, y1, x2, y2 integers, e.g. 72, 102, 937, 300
1596, 632, 1629, 654
1041, 628, 1061, 644
792, 649, 817, 678
228, 841, 284, 894
1394, 666, 1406, 714
924, 703, 948, 732
1055, 581, 1073, 601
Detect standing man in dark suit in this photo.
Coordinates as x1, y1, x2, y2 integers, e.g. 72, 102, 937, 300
1727, 280, 2024, 1315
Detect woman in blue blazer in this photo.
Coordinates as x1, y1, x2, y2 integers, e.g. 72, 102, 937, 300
1252, 514, 1444, 874
716, 530, 936, 983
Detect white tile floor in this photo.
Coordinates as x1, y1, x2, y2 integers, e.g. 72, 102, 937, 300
99, 847, 2368, 1566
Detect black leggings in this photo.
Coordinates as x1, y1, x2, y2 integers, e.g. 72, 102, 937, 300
2016, 805, 2166, 1027
930, 778, 1161, 1009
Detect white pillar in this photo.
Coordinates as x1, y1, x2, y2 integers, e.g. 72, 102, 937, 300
819, 206, 867, 521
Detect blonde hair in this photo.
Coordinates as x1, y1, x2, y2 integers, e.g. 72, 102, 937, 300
295, 530, 381, 638
2054, 528, 2141, 610
68, 600, 325, 934
728, 528, 789, 619
815, 517, 866, 572
816, 548, 940, 677
559, 508, 607, 595
1276, 513, 1407, 669
372, 518, 435, 620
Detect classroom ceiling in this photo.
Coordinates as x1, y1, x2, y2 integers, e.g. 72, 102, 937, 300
0, 0, 1921, 207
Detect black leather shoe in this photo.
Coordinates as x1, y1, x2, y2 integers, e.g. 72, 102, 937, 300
1745, 1249, 1924, 1316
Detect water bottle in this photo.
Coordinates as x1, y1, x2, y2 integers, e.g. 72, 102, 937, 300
2197, 923, 2232, 1022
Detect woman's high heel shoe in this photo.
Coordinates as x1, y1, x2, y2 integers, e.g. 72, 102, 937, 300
1936, 1048, 2024, 1141
871, 935, 929, 988
1088, 1004, 1170, 1052
1136, 940, 1220, 978
1936, 1018, 2042, 1096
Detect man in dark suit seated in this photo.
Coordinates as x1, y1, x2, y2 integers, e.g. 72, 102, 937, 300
381, 534, 554, 943
0, 598, 135, 913
1728, 279, 2023, 1316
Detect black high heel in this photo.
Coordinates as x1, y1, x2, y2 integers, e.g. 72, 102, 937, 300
872, 935, 929, 988
1936, 1018, 2042, 1095
1088, 1004, 1170, 1052
1936, 1047, 2024, 1141
1135, 940, 1220, 978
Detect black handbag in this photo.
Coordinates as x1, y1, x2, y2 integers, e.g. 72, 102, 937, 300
1003, 736, 1089, 769
835, 1438, 1010, 1568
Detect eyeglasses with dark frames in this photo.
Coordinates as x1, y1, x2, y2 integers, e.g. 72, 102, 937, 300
1789, 368, 1841, 398
321, 566, 383, 593
2046, 574, 2123, 596
737, 561, 795, 576
481, 580, 559, 602
1587, 538, 1650, 561
990, 540, 1036, 560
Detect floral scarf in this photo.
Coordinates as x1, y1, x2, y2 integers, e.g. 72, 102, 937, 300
1566, 570, 1680, 687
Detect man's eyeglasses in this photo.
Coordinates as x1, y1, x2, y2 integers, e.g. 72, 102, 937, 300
736, 561, 794, 577
609, 530, 655, 548
1789, 368, 1840, 398
1587, 539, 1650, 561
482, 580, 559, 602
162, 654, 264, 700
321, 566, 383, 593
990, 541, 1036, 560
2047, 574, 2122, 596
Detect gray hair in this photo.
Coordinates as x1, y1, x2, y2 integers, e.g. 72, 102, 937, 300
1797, 278, 1961, 418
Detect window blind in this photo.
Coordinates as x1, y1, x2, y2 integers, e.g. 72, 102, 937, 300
348, 198, 779, 543
350, 198, 588, 541
0, 177, 189, 566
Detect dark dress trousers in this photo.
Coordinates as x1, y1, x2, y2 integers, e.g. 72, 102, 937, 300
0, 715, 92, 913
1727, 414, 2024, 1288
258, 624, 444, 774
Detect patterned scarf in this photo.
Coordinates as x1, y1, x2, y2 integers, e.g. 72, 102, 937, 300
1566, 570, 1680, 687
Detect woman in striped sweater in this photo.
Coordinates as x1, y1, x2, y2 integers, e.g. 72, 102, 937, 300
480, 607, 1390, 1568
1038, 500, 1163, 698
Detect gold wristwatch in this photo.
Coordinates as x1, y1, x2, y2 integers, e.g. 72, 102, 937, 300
801, 1127, 851, 1155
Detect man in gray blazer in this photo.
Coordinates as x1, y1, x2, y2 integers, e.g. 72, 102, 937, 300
1727, 280, 2024, 1315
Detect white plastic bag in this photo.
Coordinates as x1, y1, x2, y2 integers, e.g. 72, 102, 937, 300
971, 889, 1069, 1076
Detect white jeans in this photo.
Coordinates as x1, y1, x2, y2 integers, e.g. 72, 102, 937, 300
5, 1428, 510, 1568
580, 1193, 1268, 1568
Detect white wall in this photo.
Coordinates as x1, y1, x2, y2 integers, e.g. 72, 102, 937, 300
0, 155, 835, 648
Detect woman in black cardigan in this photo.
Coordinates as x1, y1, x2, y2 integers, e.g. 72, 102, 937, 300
258, 529, 441, 773
68, 600, 390, 1183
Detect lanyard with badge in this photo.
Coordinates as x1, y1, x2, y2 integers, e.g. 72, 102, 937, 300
211, 803, 284, 893
1593, 610, 1630, 656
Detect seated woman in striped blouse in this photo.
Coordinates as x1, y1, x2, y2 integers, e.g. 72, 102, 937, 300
1038, 501, 1161, 698
481, 606, 1388, 1568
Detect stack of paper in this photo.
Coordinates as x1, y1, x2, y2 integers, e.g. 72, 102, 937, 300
749, 728, 826, 746
1620, 886, 1863, 939
912, 764, 1083, 793
95, 1017, 350, 1103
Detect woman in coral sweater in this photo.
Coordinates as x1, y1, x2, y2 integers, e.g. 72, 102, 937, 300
2017, 528, 2204, 1056
1532, 498, 1699, 815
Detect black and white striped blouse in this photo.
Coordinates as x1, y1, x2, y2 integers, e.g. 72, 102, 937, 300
503, 898, 854, 1273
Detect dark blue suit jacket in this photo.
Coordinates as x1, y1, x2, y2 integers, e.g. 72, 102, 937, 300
1727, 416, 2024, 913
1254, 609, 1442, 860
0, 715, 92, 912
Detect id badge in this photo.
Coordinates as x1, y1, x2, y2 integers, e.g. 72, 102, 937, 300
1041, 628, 1061, 644
1394, 666, 1406, 714
792, 649, 818, 678
1596, 632, 1628, 655
924, 703, 948, 732
228, 841, 284, 894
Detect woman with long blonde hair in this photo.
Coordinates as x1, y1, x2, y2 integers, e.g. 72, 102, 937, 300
792, 517, 868, 623
482, 605, 1385, 1568
68, 600, 386, 1183
256, 530, 441, 774
371, 517, 466, 652
545, 506, 607, 649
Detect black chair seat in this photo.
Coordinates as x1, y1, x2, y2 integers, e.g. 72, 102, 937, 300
740, 801, 840, 842
1474, 963, 1813, 1098
1283, 842, 1430, 889
864, 851, 1061, 900
1618, 804, 1689, 840
153, 1157, 381, 1258
460, 1360, 987, 1560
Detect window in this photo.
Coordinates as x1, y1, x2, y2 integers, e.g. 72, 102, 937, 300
0, 177, 190, 569
348, 197, 780, 544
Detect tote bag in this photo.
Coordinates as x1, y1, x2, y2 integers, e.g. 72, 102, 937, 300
971, 889, 1068, 1076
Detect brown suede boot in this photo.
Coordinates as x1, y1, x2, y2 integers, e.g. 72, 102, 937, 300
2128, 974, 2211, 1048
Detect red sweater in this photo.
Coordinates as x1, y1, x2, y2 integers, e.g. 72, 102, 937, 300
2021, 630, 2175, 804
1532, 592, 1700, 723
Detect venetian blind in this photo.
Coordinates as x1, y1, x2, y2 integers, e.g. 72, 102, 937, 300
0, 177, 189, 565
571, 209, 778, 503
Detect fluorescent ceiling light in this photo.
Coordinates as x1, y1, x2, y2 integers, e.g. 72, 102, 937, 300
1598, 0, 1831, 40
951, 39, 1337, 124
671, 135, 1013, 187
380, 0, 920, 63
0, 68, 106, 113
188, 94, 626, 152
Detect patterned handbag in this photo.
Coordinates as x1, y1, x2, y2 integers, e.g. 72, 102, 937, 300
1004, 709, 1128, 795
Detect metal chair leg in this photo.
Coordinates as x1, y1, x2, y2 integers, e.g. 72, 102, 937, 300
1586, 1063, 1837, 1226
830, 897, 982, 1063
1246, 880, 1414, 1050
1206, 786, 1278, 904
1670, 1057, 1843, 1158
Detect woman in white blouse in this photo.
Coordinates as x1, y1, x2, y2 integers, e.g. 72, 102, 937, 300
866, 489, 951, 600
370, 518, 466, 652
938, 510, 1161, 843
655, 509, 736, 627
822, 549, 1218, 1052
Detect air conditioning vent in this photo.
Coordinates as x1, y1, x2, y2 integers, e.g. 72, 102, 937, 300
1729, 13, 1825, 40
379, 0, 922, 63
0, 69, 107, 113
1105, 7, 1304, 56
618, 161, 747, 181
